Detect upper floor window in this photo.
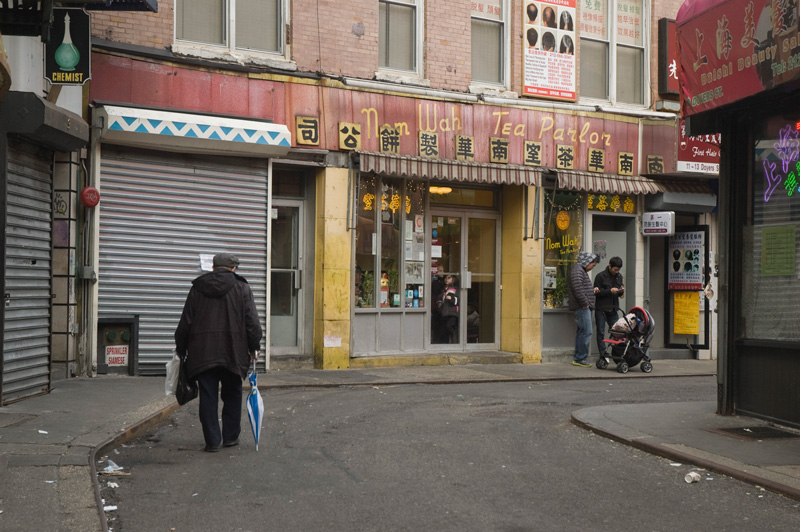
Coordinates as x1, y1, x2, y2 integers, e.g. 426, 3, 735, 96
379, 0, 419, 72
471, 0, 507, 86
579, 0, 645, 105
176, 0, 282, 55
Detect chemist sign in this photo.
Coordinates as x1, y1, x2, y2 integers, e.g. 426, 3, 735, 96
642, 211, 675, 236
44, 8, 91, 85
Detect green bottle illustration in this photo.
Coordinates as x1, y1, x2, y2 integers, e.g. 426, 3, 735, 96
54, 13, 80, 71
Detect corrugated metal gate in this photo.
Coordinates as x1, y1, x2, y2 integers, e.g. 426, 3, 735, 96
2, 140, 54, 404
98, 148, 269, 375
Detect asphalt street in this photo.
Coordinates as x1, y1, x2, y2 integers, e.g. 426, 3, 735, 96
102, 376, 800, 532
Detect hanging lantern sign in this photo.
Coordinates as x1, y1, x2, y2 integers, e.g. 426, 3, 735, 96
80, 186, 100, 208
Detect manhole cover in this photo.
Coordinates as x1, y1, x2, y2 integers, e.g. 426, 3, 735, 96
713, 426, 800, 440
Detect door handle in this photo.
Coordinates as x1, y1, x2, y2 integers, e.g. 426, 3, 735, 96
464, 271, 472, 289
294, 270, 302, 290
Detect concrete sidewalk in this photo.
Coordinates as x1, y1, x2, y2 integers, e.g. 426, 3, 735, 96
2, 358, 799, 532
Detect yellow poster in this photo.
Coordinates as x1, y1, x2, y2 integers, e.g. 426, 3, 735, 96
673, 291, 700, 335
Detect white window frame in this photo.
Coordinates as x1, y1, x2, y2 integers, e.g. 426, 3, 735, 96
172, 0, 296, 70
469, 0, 511, 91
579, 0, 649, 108
376, 0, 426, 84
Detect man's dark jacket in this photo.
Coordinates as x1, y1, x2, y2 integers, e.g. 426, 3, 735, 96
175, 269, 262, 380
593, 267, 624, 312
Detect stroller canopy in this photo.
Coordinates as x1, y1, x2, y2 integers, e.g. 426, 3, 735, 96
628, 306, 656, 344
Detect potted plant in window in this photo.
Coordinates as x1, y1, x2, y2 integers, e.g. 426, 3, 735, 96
552, 275, 569, 308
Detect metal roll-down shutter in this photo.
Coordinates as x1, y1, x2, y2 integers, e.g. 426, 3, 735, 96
98, 148, 268, 375
2, 140, 54, 404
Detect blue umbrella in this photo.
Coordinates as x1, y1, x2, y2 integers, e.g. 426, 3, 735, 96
246, 357, 264, 451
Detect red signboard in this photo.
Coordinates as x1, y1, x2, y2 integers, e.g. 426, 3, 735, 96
90, 53, 678, 174
658, 18, 680, 95
677, 0, 800, 116
677, 119, 720, 173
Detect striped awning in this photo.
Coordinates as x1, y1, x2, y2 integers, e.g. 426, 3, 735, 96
358, 151, 541, 186
557, 170, 662, 195
654, 179, 716, 194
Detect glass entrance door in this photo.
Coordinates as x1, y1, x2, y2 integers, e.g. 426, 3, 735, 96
430, 212, 499, 348
270, 202, 304, 354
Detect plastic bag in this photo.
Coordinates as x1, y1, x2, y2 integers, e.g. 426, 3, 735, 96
165, 352, 180, 396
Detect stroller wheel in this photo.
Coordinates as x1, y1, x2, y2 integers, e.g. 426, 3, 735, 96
596, 357, 609, 370
640, 361, 653, 373
617, 362, 629, 374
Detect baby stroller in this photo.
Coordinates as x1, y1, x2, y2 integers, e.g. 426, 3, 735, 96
596, 306, 655, 374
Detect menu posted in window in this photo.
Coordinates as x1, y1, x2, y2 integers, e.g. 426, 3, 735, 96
522, 0, 577, 101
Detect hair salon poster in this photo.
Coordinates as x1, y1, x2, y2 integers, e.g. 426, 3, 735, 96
668, 230, 705, 290
523, 0, 576, 100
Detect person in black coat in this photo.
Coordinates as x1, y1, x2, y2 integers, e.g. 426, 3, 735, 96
593, 256, 624, 356
175, 253, 262, 452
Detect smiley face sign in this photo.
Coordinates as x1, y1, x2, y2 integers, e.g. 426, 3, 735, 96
556, 210, 570, 230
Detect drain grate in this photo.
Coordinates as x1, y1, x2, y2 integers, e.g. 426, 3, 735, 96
713, 426, 800, 441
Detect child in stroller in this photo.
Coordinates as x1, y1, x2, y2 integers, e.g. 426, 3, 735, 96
597, 306, 655, 373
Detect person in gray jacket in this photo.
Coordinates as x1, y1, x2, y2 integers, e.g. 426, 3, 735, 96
175, 253, 262, 452
567, 251, 598, 367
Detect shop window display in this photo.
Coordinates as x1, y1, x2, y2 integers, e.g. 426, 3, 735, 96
355, 176, 426, 309
743, 115, 800, 340
542, 190, 583, 308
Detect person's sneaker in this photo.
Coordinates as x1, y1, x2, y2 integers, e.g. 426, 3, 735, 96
203, 444, 221, 453
223, 439, 239, 448
572, 359, 592, 367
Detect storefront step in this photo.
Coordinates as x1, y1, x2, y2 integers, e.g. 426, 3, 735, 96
350, 352, 524, 369
270, 355, 315, 370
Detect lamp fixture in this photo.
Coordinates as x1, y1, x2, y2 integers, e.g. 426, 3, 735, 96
429, 186, 453, 195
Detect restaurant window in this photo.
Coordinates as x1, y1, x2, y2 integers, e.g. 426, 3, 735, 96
176, 0, 283, 55
742, 114, 800, 340
429, 185, 497, 208
542, 190, 583, 308
379, 0, 420, 73
355, 176, 427, 309
471, 0, 506, 86
579, 0, 645, 105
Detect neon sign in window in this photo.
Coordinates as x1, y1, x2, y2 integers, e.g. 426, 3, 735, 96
763, 124, 800, 202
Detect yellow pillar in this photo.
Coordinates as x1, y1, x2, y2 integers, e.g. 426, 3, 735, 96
313, 167, 352, 369
500, 185, 542, 363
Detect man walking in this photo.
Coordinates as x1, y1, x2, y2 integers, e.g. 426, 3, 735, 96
567, 251, 598, 367
594, 256, 625, 357
175, 253, 262, 452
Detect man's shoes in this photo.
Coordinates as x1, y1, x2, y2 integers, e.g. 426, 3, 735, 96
203, 444, 221, 453
572, 359, 592, 368
223, 439, 239, 448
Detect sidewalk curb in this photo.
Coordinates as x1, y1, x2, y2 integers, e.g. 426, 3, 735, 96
258, 371, 718, 390
570, 413, 800, 503
90, 401, 181, 532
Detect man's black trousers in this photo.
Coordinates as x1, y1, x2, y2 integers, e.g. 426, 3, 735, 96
196, 366, 243, 447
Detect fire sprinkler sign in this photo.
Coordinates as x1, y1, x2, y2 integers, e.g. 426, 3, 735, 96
106, 345, 129, 367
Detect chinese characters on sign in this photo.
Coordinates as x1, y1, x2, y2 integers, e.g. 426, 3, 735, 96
673, 291, 700, 335
668, 231, 704, 290
338, 122, 361, 150
588, 194, 636, 213
523, 0, 577, 101
760, 122, 800, 204
296, 116, 319, 145
455, 135, 475, 161
379, 126, 401, 154
678, 119, 720, 174
642, 211, 675, 235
